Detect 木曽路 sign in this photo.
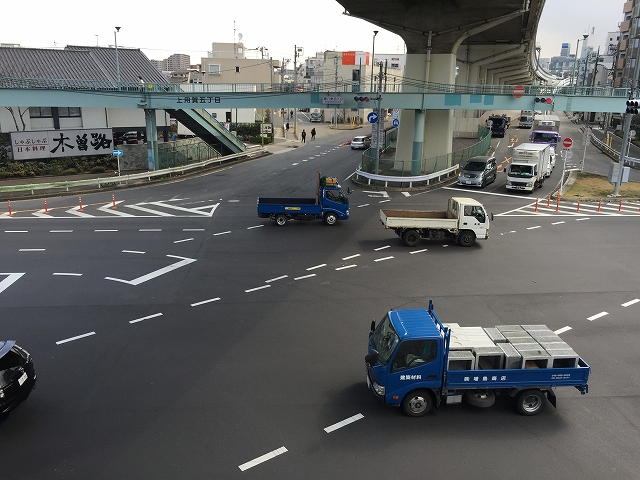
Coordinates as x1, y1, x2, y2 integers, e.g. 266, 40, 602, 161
10, 128, 113, 161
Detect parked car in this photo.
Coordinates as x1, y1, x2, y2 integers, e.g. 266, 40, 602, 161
121, 131, 140, 144
457, 155, 497, 188
0, 340, 36, 420
351, 136, 371, 149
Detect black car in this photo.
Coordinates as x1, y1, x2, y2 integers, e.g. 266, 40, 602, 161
0, 341, 36, 420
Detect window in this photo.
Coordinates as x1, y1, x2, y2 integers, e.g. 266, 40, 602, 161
29, 107, 52, 118
58, 107, 81, 117
391, 340, 437, 372
208, 64, 221, 75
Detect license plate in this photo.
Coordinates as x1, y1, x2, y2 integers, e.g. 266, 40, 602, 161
464, 180, 471, 184
18, 372, 28, 386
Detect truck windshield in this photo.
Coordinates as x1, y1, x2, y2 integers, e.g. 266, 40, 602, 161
531, 132, 559, 144
509, 164, 534, 178
325, 189, 348, 204
370, 314, 400, 366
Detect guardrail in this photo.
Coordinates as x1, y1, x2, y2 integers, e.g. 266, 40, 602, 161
590, 131, 640, 166
353, 164, 459, 188
0, 146, 267, 197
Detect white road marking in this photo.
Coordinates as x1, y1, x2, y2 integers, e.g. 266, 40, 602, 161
336, 264, 357, 270
342, 254, 360, 260
374, 245, 390, 251
190, 297, 220, 307
213, 231, 231, 236
123, 250, 145, 254
364, 190, 389, 199
32, 209, 52, 218
357, 204, 369, 208
66, 206, 94, 217
575, 218, 590, 221
379, 199, 391, 203
129, 313, 163, 324
622, 298, 640, 307
551, 221, 565, 225
97, 202, 136, 216
52, 273, 82, 276
173, 238, 194, 244
95, 229, 118, 232
526, 226, 541, 230
245, 285, 271, 293
50, 230, 73, 233
105, 255, 196, 285
0, 273, 25, 294
374, 256, 394, 262
19, 248, 45, 251
554, 326, 572, 335
247, 225, 263, 229
4, 230, 28, 233
307, 264, 326, 271
148, 201, 220, 217
265, 275, 288, 283
239, 447, 288, 471
228, 200, 240, 202
294, 274, 316, 280
410, 249, 428, 254
587, 311, 609, 321
56, 331, 96, 345
324, 413, 364, 433
401, 192, 411, 197
139, 229, 162, 232
125, 204, 174, 216
183, 228, 205, 231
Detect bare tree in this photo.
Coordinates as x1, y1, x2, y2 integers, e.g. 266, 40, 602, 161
5, 106, 28, 131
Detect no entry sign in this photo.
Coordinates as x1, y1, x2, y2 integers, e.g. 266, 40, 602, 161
512, 85, 525, 98
563, 137, 573, 148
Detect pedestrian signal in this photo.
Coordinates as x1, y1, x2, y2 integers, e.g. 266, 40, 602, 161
354, 96, 370, 102
626, 100, 639, 114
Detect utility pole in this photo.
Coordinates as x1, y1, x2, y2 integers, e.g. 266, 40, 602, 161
334, 56, 339, 129
373, 60, 384, 175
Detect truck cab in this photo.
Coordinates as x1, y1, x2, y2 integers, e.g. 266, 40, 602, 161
366, 309, 447, 412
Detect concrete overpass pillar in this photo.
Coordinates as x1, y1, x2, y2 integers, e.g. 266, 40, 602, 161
145, 109, 159, 171
396, 53, 456, 173
411, 109, 425, 175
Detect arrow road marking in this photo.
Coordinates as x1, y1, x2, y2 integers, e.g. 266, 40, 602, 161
105, 255, 196, 285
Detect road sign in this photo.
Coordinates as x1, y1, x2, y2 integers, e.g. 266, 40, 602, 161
512, 85, 525, 98
562, 137, 573, 148
392, 108, 400, 119
392, 119, 399, 127
112, 149, 123, 156
367, 112, 379, 124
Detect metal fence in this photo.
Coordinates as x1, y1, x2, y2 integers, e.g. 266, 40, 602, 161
157, 141, 222, 169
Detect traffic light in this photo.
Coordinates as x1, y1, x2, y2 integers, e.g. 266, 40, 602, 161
354, 96, 370, 102
534, 97, 553, 105
626, 99, 639, 114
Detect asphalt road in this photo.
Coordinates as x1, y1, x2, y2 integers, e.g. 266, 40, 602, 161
1, 122, 639, 479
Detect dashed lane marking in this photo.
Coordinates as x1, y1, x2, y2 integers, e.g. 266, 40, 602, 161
336, 264, 357, 270
622, 299, 640, 307
238, 447, 288, 472
129, 313, 163, 324
56, 331, 96, 345
245, 285, 271, 293
554, 326, 572, 335
190, 297, 220, 307
587, 311, 608, 321
324, 413, 364, 433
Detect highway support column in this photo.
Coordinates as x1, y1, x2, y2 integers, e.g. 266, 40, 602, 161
145, 109, 159, 171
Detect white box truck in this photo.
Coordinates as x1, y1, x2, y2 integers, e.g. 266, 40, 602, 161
506, 143, 550, 192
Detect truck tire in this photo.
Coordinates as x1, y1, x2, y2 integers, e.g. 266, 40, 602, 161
401, 390, 433, 417
516, 389, 546, 416
275, 214, 288, 226
457, 230, 476, 247
323, 212, 338, 226
464, 390, 496, 408
401, 229, 421, 247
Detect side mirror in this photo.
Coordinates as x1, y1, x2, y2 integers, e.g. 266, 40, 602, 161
365, 349, 380, 365
370, 320, 376, 332
490, 212, 494, 221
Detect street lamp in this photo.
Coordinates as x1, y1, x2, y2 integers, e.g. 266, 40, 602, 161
370, 30, 379, 92
571, 34, 589, 87
114, 27, 121, 90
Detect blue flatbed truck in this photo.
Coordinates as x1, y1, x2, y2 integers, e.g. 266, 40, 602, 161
365, 301, 590, 416
257, 173, 350, 226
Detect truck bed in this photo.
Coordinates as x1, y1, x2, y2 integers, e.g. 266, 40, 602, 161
257, 197, 322, 216
380, 209, 458, 230
445, 357, 590, 391
258, 197, 317, 205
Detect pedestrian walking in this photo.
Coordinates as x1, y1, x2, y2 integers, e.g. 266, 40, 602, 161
301, 129, 306, 143
310, 128, 316, 140
286, 122, 289, 132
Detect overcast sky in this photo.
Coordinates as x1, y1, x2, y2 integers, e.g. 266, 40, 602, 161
1, 0, 624, 64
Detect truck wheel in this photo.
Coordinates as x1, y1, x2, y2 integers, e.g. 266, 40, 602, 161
464, 390, 496, 408
401, 390, 433, 417
402, 229, 421, 247
457, 230, 476, 247
516, 389, 546, 416
275, 214, 288, 226
323, 212, 338, 226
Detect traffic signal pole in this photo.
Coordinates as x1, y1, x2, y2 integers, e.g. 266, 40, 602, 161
615, 56, 640, 196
